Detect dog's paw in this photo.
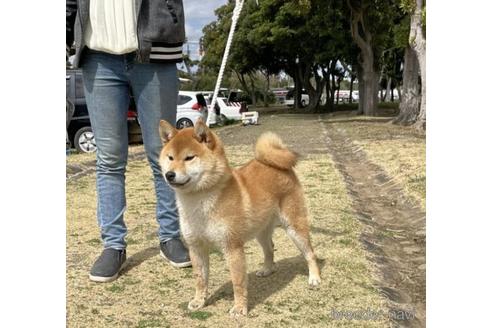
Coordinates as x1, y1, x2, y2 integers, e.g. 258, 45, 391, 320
229, 304, 248, 317
256, 266, 276, 277
188, 298, 206, 311
308, 274, 321, 288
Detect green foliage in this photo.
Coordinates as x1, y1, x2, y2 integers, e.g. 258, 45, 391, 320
198, 0, 411, 109
393, 15, 411, 48
399, 0, 416, 14
193, 70, 217, 91
399, 0, 425, 36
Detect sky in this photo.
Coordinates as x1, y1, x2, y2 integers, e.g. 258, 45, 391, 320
183, 0, 227, 60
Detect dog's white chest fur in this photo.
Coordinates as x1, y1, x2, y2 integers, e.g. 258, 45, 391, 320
176, 191, 227, 248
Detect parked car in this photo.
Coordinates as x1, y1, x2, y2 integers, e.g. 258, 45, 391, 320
66, 69, 142, 153
177, 91, 208, 129
67, 70, 207, 153
206, 96, 247, 123
285, 88, 309, 107
216, 97, 244, 120
271, 88, 289, 104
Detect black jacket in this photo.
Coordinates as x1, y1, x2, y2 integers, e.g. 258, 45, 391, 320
69, 0, 186, 68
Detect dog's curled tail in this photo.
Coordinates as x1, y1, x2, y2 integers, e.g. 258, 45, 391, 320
255, 132, 298, 170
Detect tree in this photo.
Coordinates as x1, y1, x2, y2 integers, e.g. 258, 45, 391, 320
346, 0, 378, 115
200, 1, 273, 106
346, 0, 397, 115
392, 0, 426, 129
409, 0, 426, 130
200, 0, 418, 119
379, 48, 404, 102
393, 46, 421, 124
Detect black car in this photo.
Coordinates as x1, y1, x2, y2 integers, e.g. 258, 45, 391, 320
66, 69, 142, 153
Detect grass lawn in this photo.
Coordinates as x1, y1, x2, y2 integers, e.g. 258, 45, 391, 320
66, 125, 390, 327
66, 145, 145, 165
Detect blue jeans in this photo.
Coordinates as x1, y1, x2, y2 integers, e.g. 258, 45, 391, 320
81, 50, 180, 250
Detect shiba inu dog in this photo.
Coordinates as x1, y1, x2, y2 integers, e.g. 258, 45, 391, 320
158, 118, 321, 316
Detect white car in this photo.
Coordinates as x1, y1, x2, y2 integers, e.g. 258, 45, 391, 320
216, 97, 242, 120
206, 97, 243, 122
176, 91, 208, 129
285, 89, 309, 107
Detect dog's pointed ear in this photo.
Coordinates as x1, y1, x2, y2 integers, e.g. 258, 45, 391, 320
159, 120, 177, 144
193, 118, 215, 149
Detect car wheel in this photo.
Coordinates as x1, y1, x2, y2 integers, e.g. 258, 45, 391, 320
74, 126, 97, 153
301, 99, 307, 107
176, 118, 193, 129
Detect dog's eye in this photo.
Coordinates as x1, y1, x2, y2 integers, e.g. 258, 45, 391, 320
168, 155, 174, 161
184, 155, 196, 161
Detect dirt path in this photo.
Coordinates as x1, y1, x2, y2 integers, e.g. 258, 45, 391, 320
318, 115, 426, 327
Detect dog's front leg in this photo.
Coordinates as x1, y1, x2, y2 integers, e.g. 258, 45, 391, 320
187, 245, 209, 311
225, 244, 248, 316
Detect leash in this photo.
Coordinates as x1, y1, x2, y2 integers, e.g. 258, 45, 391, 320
206, 0, 246, 126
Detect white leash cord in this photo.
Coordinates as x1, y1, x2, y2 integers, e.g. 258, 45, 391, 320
206, 0, 245, 126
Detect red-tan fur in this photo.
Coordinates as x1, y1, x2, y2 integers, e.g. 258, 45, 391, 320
158, 119, 321, 316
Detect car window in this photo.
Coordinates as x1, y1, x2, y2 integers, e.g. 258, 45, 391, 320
196, 94, 207, 108
178, 95, 192, 106
75, 74, 85, 98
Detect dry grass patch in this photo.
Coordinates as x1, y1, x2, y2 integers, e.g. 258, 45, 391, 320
328, 117, 426, 209
66, 145, 145, 165
67, 143, 388, 327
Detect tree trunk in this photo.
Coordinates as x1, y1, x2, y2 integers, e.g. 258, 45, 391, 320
247, 73, 257, 107
384, 76, 392, 102
329, 60, 337, 108
261, 70, 270, 107
322, 67, 334, 112
336, 88, 339, 105
410, 0, 426, 130
349, 74, 355, 104
293, 65, 303, 109
301, 64, 314, 109
312, 72, 326, 110
302, 64, 326, 111
393, 46, 420, 125
347, 1, 379, 116
236, 71, 251, 101
356, 64, 364, 114
359, 60, 379, 116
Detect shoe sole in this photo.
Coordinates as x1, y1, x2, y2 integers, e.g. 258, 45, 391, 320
88, 260, 126, 283
160, 250, 192, 268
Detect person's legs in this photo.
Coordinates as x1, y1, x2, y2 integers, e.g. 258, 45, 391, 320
128, 62, 180, 242
129, 61, 191, 267
82, 51, 130, 251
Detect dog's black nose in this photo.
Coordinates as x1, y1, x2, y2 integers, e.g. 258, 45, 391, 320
165, 171, 176, 182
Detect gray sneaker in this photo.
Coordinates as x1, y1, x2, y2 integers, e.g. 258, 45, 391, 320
89, 248, 126, 282
160, 239, 192, 268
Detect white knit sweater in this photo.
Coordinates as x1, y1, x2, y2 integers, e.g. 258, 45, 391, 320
84, 0, 138, 54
